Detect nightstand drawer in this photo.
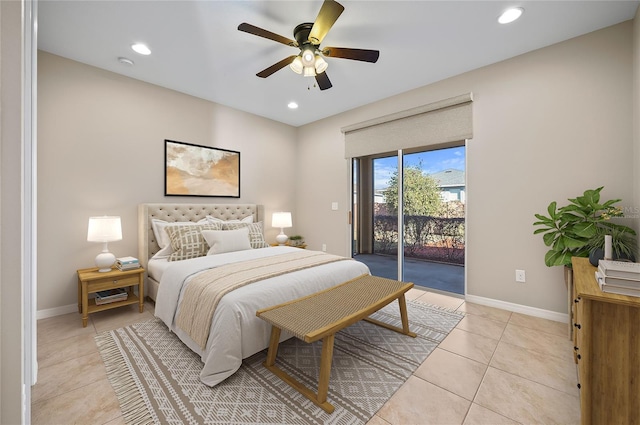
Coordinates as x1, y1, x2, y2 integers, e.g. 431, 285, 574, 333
88, 275, 140, 292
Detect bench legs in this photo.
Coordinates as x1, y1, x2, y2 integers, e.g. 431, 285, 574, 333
262, 294, 416, 414
363, 294, 418, 337
263, 327, 336, 413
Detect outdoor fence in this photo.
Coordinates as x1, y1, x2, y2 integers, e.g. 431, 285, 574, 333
373, 215, 465, 265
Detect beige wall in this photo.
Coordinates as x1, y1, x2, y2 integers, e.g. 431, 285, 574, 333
37, 52, 298, 311
296, 22, 635, 314
1, 0, 25, 423
37, 21, 635, 318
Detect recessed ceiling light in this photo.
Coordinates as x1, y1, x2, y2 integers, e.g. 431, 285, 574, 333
288, 102, 299, 109
498, 7, 524, 24
131, 43, 151, 55
118, 57, 134, 66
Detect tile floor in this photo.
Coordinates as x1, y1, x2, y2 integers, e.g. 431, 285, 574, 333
31, 288, 580, 425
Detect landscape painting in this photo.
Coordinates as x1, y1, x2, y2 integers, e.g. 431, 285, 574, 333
165, 140, 240, 197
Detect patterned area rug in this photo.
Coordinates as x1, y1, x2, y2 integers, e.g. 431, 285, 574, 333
96, 299, 463, 425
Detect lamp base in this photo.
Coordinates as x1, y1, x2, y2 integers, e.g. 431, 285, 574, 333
275, 231, 289, 246
95, 251, 116, 273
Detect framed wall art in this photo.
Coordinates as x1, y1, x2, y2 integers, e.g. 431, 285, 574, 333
164, 139, 240, 198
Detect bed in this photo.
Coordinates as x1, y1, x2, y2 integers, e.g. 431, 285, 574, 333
137, 203, 371, 386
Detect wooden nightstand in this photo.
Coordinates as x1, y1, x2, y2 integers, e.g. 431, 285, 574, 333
270, 243, 307, 249
77, 266, 145, 327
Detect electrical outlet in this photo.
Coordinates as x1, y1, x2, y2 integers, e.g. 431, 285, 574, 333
515, 269, 526, 283
322, 244, 327, 252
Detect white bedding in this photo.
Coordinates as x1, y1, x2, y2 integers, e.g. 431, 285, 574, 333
155, 246, 370, 387
147, 257, 172, 282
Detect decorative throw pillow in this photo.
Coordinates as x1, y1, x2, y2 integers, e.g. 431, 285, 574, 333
166, 223, 221, 261
222, 222, 270, 249
202, 228, 252, 255
151, 218, 208, 249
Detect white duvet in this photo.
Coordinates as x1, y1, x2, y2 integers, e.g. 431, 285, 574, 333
155, 246, 370, 386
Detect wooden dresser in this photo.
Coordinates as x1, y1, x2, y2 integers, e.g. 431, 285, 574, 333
571, 257, 640, 425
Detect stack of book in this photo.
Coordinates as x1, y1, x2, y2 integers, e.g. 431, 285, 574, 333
116, 256, 140, 271
95, 288, 127, 305
595, 259, 640, 297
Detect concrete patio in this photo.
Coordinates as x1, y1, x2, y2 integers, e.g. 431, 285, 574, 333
354, 254, 464, 296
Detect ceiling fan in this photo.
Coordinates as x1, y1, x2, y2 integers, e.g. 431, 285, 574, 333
237, 0, 380, 91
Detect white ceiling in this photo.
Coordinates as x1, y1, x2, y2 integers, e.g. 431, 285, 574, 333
38, 0, 639, 127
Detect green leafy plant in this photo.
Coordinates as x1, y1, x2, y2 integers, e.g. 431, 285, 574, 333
533, 187, 636, 267
287, 235, 305, 247
586, 226, 637, 261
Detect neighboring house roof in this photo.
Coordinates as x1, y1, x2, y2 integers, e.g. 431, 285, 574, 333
429, 169, 465, 188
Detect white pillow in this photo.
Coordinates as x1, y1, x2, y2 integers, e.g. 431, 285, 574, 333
202, 228, 252, 255
151, 218, 209, 259
222, 221, 270, 249
206, 215, 253, 225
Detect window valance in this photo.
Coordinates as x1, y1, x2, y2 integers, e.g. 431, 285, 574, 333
342, 93, 473, 158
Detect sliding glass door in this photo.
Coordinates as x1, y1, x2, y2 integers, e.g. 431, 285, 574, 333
352, 145, 465, 294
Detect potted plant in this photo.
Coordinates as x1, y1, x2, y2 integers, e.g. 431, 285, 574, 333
287, 235, 305, 247
586, 226, 637, 265
533, 187, 636, 268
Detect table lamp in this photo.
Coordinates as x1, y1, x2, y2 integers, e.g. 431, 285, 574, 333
272, 212, 292, 245
87, 216, 122, 272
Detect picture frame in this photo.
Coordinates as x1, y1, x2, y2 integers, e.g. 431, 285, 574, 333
164, 139, 240, 198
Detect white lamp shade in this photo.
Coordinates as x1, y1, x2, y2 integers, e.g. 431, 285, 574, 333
314, 55, 328, 74
290, 56, 303, 74
272, 212, 292, 229
303, 66, 316, 77
87, 216, 122, 242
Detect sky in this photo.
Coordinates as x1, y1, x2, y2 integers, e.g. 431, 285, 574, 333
373, 146, 466, 190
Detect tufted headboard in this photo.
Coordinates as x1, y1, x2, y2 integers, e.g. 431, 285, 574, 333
137, 203, 264, 270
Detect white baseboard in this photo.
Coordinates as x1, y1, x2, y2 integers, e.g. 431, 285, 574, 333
465, 294, 569, 324
36, 303, 77, 320
39, 295, 568, 324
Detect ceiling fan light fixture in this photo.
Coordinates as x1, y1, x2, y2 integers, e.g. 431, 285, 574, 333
303, 66, 316, 77
498, 7, 524, 24
301, 48, 315, 67
314, 55, 328, 74
290, 56, 303, 74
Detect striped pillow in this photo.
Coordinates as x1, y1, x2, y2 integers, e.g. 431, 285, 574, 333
222, 221, 270, 249
166, 223, 221, 261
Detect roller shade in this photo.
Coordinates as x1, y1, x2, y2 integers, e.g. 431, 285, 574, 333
342, 93, 473, 158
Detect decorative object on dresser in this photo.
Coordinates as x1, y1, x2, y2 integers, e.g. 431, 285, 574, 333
594, 259, 640, 297
77, 266, 144, 327
164, 139, 240, 198
570, 257, 639, 425
87, 216, 122, 272
271, 211, 292, 245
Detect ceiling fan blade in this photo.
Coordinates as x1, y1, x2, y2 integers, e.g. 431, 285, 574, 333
315, 71, 332, 90
256, 55, 298, 78
322, 47, 380, 63
238, 23, 297, 47
308, 0, 344, 45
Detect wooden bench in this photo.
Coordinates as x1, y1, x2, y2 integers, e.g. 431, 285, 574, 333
256, 274, 417, 413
